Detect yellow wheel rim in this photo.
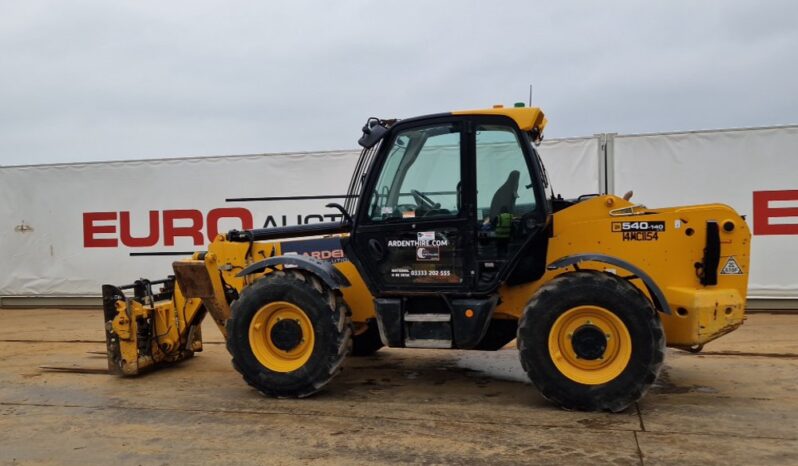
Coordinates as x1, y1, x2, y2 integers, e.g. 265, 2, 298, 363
548, 305, 632, 385
249, 301, 315, 373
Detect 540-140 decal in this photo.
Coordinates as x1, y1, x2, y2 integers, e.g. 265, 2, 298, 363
612, 221, 666, 241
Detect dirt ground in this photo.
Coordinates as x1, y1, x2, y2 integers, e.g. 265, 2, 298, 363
0, 309, 796, 465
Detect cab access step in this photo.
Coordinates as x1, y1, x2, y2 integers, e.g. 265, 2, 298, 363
373, 295, 498, 349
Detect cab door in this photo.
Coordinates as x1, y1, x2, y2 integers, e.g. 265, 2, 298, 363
348, 119, 474, 294
470, 119, 549, 291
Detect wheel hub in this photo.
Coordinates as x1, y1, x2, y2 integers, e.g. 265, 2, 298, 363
547, 305, 633, 385
248, 301, 315, 373
571, 325, 607, 360
270, 319, 303, 352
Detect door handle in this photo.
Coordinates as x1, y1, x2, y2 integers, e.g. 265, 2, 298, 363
368, 238, 385, 260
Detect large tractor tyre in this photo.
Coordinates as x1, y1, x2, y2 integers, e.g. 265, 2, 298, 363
351, 319, 384, 356
518, 271, 665, 412
226, 269, 352, 398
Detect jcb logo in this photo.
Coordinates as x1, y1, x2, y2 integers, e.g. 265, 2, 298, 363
612, 221, 665, 232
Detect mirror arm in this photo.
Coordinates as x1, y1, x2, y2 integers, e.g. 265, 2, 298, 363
326, 203, 353, 225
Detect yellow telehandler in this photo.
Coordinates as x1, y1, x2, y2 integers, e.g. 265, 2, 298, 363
102, 105, 750, 411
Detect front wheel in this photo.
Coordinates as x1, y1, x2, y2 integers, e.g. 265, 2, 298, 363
226, 269, 352, 398
518, 271, 665, 412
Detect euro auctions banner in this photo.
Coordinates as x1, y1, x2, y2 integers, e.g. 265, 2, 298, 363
613, 125, 798, 298
0, 139, 600, 296
0, 151, 359, 296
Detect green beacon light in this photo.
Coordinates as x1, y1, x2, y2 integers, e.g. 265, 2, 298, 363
514, 102, 525, 108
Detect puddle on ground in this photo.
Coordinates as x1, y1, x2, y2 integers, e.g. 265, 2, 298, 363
451, 350, 529, 384
652, 366, 719, 395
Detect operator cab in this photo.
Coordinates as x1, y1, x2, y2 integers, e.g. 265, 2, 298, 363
346, 106, 550, 293
342, 107, 551, 349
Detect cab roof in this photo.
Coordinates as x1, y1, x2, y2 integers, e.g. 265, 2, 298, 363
452, 106, 547, 133
360, 105, 547, 149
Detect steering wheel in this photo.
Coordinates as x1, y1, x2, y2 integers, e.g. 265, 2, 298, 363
411, 189, 440, 210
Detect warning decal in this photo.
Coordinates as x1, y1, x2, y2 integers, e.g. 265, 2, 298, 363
720, 256, 743, 275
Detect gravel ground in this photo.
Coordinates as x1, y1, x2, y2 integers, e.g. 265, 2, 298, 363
0, 309, 796, 465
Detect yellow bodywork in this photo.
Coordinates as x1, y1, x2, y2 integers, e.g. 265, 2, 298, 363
495, 196, 750, 348
232, 194, 749, 348
103, 106, 750, 375
106, 192, 749, 375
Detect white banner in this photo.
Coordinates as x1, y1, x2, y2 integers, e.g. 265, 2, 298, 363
538, 137, 600, 199
0, 137, 598, 297
0, 151, 359, 296
613, 126, 798, 298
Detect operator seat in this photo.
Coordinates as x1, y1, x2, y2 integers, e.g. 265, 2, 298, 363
489, 170, 520, 220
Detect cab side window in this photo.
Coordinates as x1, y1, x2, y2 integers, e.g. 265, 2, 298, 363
368, 124, 461, 221
475, 125, 537, 223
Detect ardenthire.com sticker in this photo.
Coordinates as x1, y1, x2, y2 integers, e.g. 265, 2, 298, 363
416, 245, 440, 261
416, 232, 440, 261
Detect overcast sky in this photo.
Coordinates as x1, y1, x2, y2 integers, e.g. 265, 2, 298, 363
1, 0, 797, 166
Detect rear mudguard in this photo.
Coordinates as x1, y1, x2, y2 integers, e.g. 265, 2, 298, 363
547, 254, 671, 314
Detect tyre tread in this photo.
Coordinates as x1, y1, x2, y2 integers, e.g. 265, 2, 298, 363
226, 269, 352, 398
518, 271, 665, 412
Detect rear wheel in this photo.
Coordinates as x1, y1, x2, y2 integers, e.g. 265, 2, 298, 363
518, 271, 665, 412
227, 270, 352, 398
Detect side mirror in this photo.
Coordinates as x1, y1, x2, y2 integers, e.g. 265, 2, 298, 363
358, 118, 388, 148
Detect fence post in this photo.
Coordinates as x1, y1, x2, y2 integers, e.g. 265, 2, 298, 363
596, 133, 617, 195
605, 133, 616, 195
